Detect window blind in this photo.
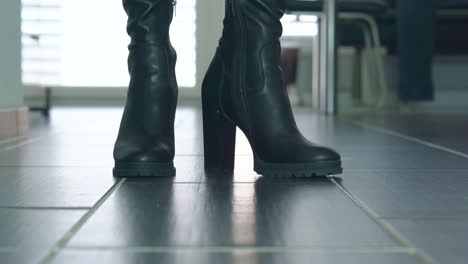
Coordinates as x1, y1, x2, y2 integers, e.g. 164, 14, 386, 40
21, 0, 196, 88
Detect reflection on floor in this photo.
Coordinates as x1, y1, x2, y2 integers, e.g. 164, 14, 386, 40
0, 105, 467, 264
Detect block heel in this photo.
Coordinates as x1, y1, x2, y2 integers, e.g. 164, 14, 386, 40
202, 102, 236, 173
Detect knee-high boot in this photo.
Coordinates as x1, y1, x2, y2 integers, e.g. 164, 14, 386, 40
202, 0, 342, 177
113, 0, 178, 177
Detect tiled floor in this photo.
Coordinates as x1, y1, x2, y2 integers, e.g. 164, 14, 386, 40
0, 105, 467, 264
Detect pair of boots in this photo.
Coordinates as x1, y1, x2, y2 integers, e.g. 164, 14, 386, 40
113, 0, 342, 177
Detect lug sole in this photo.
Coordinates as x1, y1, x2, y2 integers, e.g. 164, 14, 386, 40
254, 159, 343, 177
113, 162, 176, 177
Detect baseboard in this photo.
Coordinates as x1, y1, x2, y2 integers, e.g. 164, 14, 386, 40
0, 107, 29, 139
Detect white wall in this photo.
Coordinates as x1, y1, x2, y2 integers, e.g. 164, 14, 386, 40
0, 0, 23, 108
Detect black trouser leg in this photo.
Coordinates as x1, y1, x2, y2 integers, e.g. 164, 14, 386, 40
397, 0, 437, 102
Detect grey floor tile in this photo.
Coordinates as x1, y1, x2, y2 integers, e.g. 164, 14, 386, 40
53, 250, 423, 264
0, 167, 118, 207
0, 113, 57, 151
0, 209, 84, 248
0, 156, 259, 184
338, 170, 468, 218
296, 117, 432, 153
2, 109, 440, 168
341, 149, 468, 170
0, 140, 206, 168
3, 107, 466, 264
388, 218, 468, 264
350, 114, 468, 154
0, 209, 85, 263
418, 139, 468, 155
0, 145, 113, 167
67, 178, 398, 248
0, 248, 52, 264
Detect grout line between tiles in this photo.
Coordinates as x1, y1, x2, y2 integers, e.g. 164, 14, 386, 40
0, 206, 91, 211
350, 121, 468, 159
62, 245, 416, 254
0, 131, 63, 153
39, 178, 126, 264
342, 118, 468, 264
0, 135, 27, 146
329, 177, 439, 264
381, 216, 467, 221
0, 138, 44, 152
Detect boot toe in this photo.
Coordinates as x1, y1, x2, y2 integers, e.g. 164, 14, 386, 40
306, 145, 341, 162
114, 143, 173, 163
113, 143, 175, 177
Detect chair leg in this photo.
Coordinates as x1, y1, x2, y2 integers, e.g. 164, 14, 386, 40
356, 21, 374, 106
318, 15, 328, 112
340, 13, 389, 108
311, 31, 320, 110
365, 16, 389, 108
357, 22, 372, 49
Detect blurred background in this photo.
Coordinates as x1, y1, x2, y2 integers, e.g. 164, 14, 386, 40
1, 0, 467, 121
1, 1, 468, 264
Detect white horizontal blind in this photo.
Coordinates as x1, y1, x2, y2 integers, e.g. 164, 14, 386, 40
22, 0, 62, 86
21, 0, 196, 88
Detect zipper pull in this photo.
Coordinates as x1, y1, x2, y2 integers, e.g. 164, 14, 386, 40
172, 0, 177, 16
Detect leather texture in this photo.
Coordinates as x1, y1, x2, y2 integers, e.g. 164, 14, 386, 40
114, 0, 178, 164
203, 0, 342, 164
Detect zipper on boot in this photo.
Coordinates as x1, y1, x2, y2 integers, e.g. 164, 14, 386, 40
231, 0, 251, 137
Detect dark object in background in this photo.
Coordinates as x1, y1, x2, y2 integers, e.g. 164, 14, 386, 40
281, 48, 299, 87
397, 0, 436, 102
338, 0, 468, 102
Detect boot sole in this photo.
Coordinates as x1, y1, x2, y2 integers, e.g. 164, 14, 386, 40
254, 158, 342, 178
113, 162, 175, 177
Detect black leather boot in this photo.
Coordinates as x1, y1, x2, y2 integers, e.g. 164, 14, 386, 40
202, 0, 343, 177
113, 0, 177, 177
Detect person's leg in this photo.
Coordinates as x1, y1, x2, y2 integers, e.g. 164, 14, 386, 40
201, 0, 342, 177
397, 0, 437, 102
113, 0, 178, 177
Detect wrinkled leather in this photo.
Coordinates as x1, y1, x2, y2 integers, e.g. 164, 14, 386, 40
204, 0, 341, 163
114, 0, 178, 163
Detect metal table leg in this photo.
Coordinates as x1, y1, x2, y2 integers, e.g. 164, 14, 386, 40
319, 0, 337, 114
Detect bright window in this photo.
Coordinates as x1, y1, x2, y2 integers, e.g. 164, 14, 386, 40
22, 0, 196, 88
281, 14, 318, 37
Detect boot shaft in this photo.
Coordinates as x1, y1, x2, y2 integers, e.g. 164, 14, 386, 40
114, 0, 178, 165
205, 0, 296, 139
123, 0, 176, 44
222, 0, 285, 46
122, 0, 177, 76
120, 0, 178, 132
219, 0, 287, 96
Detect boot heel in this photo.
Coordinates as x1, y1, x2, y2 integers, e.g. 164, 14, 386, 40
202, 105, 236, 172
